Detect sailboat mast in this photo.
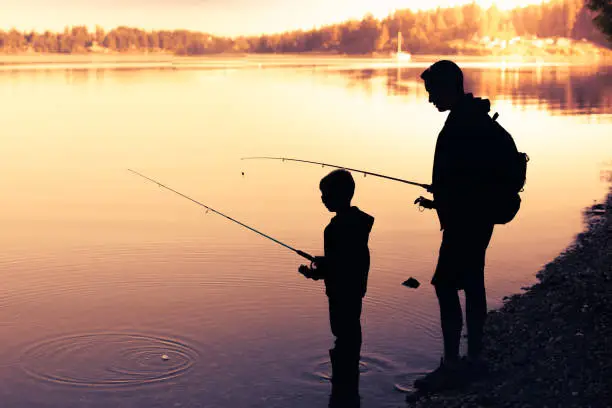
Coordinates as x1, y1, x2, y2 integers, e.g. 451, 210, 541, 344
398, 32, 402, 53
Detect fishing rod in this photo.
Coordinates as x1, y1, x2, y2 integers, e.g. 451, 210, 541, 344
240, 156, 431, 191
127, 169, 315, 262
239, 158, 425, 288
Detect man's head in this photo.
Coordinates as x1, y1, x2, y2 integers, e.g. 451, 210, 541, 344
421, 60, 464, 112
319, 169, 355, 213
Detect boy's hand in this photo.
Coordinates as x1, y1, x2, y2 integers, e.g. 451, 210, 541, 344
312, 256, 326, 270
298, 264, 322, 280
298, 264, 311, 277
299, 256, 327, 280
414, 196, 435, 210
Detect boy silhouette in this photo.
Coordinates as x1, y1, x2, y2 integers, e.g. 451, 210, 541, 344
299, 169, 374, 408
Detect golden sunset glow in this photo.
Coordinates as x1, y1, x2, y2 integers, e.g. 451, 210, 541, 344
0, 0, 611, 399
1, 0, 548, 36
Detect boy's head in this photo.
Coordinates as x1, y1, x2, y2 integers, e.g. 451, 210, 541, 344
319, 169, 355, 212
421, 60, 464, 112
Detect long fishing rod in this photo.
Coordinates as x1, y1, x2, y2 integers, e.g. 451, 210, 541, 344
127, 169, 315, 262
241, 157, 431, 190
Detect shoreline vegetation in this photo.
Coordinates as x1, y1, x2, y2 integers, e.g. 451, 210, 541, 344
408, 187, 612, 407
1, 0, 610, 62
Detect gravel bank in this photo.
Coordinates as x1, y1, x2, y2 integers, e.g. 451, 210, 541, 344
409, 189, 612, 408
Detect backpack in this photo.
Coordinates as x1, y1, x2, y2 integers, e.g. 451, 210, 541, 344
489, 112, 529, 225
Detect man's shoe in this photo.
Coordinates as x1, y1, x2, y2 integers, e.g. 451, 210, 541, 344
462, 355, 489, 382
413, 357, 465, 392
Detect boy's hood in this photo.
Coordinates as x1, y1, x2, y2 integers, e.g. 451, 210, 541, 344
333, 206, 374, 234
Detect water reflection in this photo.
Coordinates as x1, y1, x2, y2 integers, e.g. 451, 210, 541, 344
5, 59, 611, 120
329, 64, 612, 119
0, 60, 611, 408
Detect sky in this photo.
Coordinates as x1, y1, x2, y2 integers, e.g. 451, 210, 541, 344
0, 0, 548, 37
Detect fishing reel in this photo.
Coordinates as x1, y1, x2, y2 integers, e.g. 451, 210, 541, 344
414, 196, 435, 212
298, 256, 326, 280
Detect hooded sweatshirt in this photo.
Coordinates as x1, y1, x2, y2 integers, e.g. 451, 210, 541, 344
323, 206, 374, 299
432, 93, 508, 230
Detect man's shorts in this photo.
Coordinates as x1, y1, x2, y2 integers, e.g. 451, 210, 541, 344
432, 224, 494, 289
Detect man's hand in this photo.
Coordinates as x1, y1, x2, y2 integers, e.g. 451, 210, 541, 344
414, 196, 436, 210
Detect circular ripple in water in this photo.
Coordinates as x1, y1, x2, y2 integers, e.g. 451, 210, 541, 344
393, 370, 431, 393
311, 353, 396, 382
313, 360, 369, 381
20, 333, 199, 389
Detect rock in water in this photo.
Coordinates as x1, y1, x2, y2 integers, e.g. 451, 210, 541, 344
402, 277, 420, 288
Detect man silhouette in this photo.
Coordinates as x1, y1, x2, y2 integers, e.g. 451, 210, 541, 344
413, 60, 504, 393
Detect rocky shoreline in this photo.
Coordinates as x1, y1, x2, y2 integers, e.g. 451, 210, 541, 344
409, 188, 612, 408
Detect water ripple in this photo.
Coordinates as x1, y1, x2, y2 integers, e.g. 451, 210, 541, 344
19, 333, 199, 389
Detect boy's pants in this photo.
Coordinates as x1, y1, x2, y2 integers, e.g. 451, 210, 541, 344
328, 296, 363, 397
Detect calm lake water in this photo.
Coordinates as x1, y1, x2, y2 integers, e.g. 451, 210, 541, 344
1, 56, 611, 407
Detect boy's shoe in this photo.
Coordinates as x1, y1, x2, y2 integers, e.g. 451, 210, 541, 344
413, 357, 465, 392
328, 394, 360, 408
329, 349, 361, 404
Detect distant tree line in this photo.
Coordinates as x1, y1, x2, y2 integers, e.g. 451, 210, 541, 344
0, 0, 609, 55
